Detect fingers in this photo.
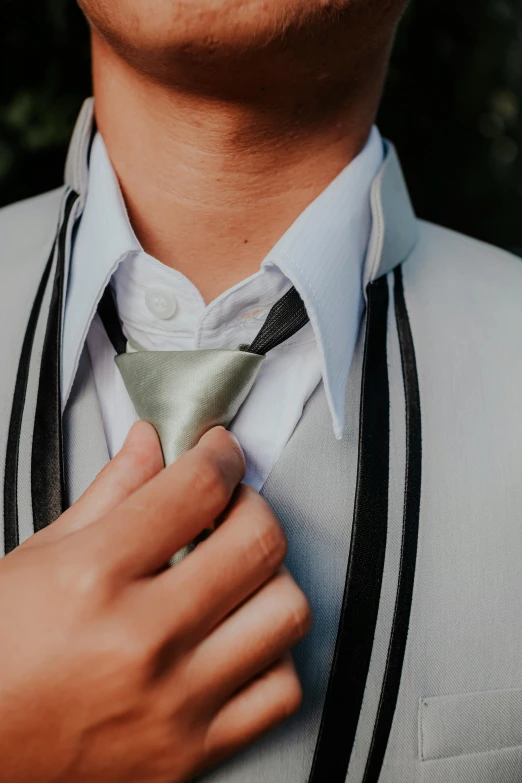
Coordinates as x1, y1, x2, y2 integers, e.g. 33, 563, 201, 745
204, 656, 302, 766
61, 422, 164, 533
184, 567, 312, 707
146, 485, 288, 644
23, 422, 164, 547
86, 426, 246, 578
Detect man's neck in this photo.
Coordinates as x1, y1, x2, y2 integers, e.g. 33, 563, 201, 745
92, 33, 389, 303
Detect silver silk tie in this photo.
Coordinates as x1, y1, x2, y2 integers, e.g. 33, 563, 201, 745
115, 349, 264, 467
98, 286, 309, 564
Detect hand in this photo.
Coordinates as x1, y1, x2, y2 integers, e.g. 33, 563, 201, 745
0, 423, 311, 783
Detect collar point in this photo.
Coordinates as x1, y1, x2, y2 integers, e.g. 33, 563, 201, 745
332, 413, 345, 441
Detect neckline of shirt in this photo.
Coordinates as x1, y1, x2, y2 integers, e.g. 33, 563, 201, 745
64, 127, 384, 438
112, 251, 304, 352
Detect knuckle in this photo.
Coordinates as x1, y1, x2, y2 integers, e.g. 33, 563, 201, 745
279, 673, 303, 719
191, 456, 228, 505
75, 568, 110, 605
94, 458, 114, 480
102, 622, 154, 677
125, 432, 162, 475
56, 554, 107, 601
118, 629, 153, 671
107, 444, 158, 493
96, 454, 123, 484
252, 513, 288, 572
118, 445, 148, 475
286, 587, 313, 641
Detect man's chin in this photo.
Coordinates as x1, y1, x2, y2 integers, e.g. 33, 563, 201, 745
86, 0, 404, 99
82, 0, 356, 65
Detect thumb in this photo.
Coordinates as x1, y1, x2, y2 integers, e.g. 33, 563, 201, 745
26, 421, 164, 546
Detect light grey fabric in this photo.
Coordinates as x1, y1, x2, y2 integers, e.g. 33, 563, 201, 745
63, 346, 109, 506
202, 322, 365, 783
419, 688, 522, 762
0, 186, 67, 547
2, 104, 522, 781
346, 272, 407, 783
17, 246, 59, 544
64, 97, 94, 213
364, 146, 418, 289
421, 745, 522, 783
375, 226, 522, 783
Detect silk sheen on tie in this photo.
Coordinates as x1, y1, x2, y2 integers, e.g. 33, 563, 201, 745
98, 285, 309, 564
115, 349, 264, 466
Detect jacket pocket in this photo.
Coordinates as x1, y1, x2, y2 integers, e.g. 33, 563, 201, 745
419, 687, 522, 761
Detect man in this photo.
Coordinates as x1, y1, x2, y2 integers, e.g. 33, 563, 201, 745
1, 0, 522, 781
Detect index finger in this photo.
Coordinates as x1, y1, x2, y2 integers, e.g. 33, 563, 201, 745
24, 422, 164, 548
79, 426, 245, 579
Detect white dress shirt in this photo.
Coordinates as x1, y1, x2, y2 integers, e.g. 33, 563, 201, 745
64, 129, 383, 489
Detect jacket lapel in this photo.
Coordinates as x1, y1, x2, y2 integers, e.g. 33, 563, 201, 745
0, 186, 67, 550
63, 345, 109, 506
200, 315, 365, 783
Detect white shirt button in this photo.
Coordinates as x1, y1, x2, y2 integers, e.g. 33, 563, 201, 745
145, 286, 177, 320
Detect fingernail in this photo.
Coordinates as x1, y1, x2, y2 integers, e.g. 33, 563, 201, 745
223, 431, 246, 480
200, 427, 246, 478
227, 431, 243, 454
123, 421, 141, 447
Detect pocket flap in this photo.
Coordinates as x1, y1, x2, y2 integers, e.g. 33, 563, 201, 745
419, 688, 522, 761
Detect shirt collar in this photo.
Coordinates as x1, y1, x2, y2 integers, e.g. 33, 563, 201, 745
64, 127, 384, 438
63, 134, 140, 404
262, 126, 383, 436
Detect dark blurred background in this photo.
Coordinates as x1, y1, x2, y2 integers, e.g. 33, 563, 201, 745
1, 0, 522, 253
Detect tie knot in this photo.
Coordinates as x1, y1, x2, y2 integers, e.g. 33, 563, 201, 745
98, 282, 309, 465
115, 348, 264, 466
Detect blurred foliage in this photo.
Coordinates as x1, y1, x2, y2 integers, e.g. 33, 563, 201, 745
0, 0, 91, 206
381, 0, 522, 254
1, 0, 522, 252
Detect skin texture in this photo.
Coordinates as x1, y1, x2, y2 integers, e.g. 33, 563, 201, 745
78, 0, 403, 90
0, 424, 311, 782
78, 0, 408, 301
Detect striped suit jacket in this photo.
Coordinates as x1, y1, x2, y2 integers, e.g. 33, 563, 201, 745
1, 101, 522, 782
